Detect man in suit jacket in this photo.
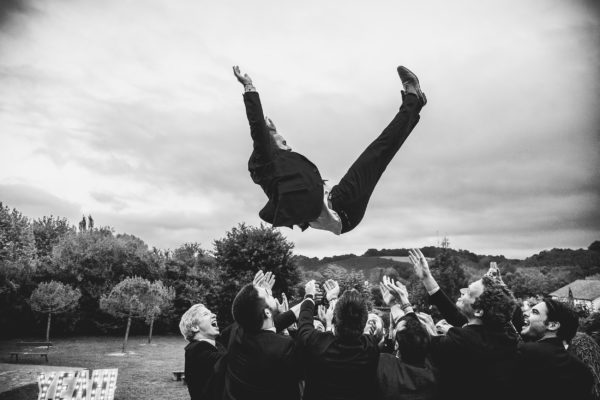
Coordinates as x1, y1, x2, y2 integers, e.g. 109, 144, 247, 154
179, 303, 226, 400
518, 298, 593, 400
296, 280, 380, 400
233, 65, 426, 234
409, 249, 520, 400
221, 279, 305, 400
377, 313, 437, 400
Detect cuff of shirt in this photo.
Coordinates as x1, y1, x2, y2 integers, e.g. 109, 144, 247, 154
428, 286, 440, 296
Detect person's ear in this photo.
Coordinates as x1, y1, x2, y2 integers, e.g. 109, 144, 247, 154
547, 320, 560, 332
191, 325, 200, 333
473, 309, 484, 318
264, 309, 272, 319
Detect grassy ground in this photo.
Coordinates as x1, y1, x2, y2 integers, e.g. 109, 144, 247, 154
0, 335, 189, 400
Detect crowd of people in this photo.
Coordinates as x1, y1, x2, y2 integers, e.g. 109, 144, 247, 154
179, 248, 597, 400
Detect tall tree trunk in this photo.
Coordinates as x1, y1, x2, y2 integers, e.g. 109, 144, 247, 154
148, 317, 155, 344
122, 314, 132, 353
45, 313, 52, 342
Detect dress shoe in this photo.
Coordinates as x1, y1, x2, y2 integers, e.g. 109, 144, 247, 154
397, 66, 427, 106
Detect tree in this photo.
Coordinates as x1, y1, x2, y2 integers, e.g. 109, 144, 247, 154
100, 277, 153, 352
431, 248, 469, 301
0, 203, 38, 337
144, 281, 175, 344
29, 281, 81, 341
0, 202, 36, 265
51, 229, 161, 333
78, 216, 87, 232
213, 223, 301, 324
32, 216, 75, 260
160, 242, 222, 330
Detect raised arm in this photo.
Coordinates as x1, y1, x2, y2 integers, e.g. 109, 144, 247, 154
233, 65, 273, 161
409, 248, 467, 326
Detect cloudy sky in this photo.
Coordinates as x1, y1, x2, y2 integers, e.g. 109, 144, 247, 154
1, 0, 599, 259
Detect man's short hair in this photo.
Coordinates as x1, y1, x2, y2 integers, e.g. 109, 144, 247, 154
543, 298, 579, 343
395, 313, 431, 366
334, 289, 368, 340
179, 303, 206, 342
232, 284, 267, 332
473, 275, 517, 329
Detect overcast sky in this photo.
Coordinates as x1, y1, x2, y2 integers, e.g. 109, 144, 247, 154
1, 0, 598, 259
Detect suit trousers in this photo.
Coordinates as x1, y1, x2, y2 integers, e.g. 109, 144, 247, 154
330, 93, 423, 233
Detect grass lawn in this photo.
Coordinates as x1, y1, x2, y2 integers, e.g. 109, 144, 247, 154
0, 335, 189, 400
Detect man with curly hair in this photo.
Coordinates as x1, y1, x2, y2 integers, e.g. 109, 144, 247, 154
409, 249, 520, 400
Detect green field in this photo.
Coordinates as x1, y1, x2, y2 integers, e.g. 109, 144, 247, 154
0, 336, 189, 400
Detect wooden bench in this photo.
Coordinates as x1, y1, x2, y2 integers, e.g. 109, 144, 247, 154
9, 341, 52, 363
172, 370, 185, 381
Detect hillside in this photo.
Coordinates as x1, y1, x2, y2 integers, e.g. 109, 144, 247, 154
293, 241, 600, 296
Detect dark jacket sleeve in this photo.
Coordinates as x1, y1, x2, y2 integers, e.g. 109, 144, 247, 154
243, 91, 273, 162
429, 288, 468, 327
296, 299, 317, 346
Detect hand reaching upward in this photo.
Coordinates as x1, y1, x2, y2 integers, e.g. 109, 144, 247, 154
379, 281, 395, 306
382, 275, 410, 306
233, 65, 253, 86
253, 270, 275, 295
323, 279, 340, 301
409, 248, 431, 280
408, 248, 439, 293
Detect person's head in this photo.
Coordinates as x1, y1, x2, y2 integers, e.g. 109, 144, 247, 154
521, 298, 579, 343
366, 313, 385, 342
231, 284, 278, 332
457, 276, 516, 328
334, 289, 368, 340
456, 279, 485, 319
395, 313, 431, 366
472, 275, 517, 329
265, 116, 291, 151
179, 304, 219, 342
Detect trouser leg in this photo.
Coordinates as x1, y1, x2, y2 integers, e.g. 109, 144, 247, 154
330, 93, 423, 233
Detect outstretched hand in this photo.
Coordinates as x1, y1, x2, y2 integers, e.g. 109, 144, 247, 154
305, 280, 317, 297
379, 281, 395, 306
382, 275, 410, 305
275, 292, 289, 314
253, 270, 275, 295
409, 248, 431, 280
323, 279, 340, 301
233, 65, 253, 86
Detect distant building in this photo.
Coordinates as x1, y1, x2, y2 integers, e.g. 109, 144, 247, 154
550, 279, 600, 312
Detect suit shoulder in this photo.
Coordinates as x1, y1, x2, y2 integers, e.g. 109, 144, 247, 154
185, 341, 217, 355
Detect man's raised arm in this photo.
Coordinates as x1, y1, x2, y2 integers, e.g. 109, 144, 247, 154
233, 65, 273, 161
409, 248, 467, 327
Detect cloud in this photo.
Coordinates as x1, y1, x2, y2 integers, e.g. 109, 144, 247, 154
0, 0, 598, 259
0, 183, 82, 222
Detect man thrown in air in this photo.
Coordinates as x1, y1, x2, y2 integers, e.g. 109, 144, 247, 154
233, 65, 426, 235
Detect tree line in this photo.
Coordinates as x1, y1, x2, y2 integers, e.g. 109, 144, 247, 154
0, 202, 300, 340
2, 201, 598, 341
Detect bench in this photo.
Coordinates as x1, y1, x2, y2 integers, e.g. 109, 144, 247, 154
172, 370, 185, 381
9, 341, 52, 363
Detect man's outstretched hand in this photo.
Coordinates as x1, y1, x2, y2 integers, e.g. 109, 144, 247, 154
409, 248, 440, 294
233, 65, 253, 86
409, 248, 431, 280
323, 279, 340, 302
